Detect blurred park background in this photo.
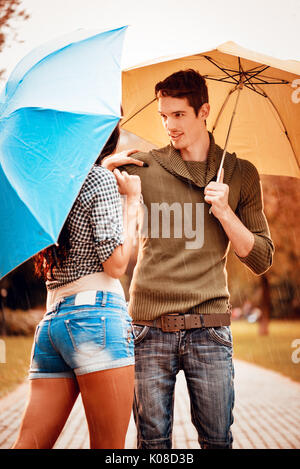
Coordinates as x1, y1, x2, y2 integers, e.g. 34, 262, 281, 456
0, 1, 300, 399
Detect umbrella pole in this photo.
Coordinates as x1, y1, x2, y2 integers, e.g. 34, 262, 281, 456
209, 83, 243, 215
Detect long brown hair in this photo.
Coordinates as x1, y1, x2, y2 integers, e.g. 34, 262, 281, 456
34, 123, 121, 280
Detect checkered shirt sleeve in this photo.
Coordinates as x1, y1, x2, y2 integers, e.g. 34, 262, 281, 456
79, 166, 124, 263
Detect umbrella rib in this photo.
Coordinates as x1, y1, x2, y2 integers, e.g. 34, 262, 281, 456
244, 79, 257, 93
211, 86, 238, 134
247, 79, 289, 85
246, 74, 289, 85
205, 74, 288, 87
203, 56, 240, 84
255, 84, 300, 171
204, 57, 288, 88
204, 77, 241, 84
243, 66, 269, 85
122, 98, 156, 126
243, 82, 267, 97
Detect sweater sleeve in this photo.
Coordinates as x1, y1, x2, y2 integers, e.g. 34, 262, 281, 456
235, 160, 274, 275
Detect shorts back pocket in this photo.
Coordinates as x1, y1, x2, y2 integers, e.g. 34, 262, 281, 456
65, 317, 105, 355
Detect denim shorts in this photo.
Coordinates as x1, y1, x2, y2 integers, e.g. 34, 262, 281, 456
29, 291, 134, 379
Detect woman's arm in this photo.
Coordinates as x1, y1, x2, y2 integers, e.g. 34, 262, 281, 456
102, 169, 141, 278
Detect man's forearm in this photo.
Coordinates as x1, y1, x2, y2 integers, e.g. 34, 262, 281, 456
217, 206, 255, 258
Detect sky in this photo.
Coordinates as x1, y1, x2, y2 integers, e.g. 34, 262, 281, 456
1, 0, 299, 87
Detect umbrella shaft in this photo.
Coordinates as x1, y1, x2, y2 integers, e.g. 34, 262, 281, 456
216, 86, 242, 182
209, 85, 243, 215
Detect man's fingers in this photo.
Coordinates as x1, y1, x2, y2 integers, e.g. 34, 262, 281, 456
204, 190, 220, 196
204, 195, 217, 204
204, 184, 224, 195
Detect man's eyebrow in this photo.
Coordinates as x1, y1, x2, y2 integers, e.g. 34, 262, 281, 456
158, 110, 186, 114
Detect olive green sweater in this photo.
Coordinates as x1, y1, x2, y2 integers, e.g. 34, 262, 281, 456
123, 133, 274, 321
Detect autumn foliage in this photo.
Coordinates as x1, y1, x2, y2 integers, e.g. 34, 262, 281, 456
0, 0, 29, 75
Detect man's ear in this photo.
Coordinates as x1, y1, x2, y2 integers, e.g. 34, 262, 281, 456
199, 103, 210, 120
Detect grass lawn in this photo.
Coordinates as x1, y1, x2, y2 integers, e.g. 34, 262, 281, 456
231, 319, 300, 383
0, 319, 299, 399
0, 335, 33, 398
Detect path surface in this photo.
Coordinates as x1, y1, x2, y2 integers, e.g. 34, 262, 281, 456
0, 359, 300, 449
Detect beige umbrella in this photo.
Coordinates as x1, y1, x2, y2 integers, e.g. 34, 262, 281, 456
122, 41, 300, 179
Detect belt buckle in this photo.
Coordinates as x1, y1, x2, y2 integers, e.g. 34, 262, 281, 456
161, 313, 182, 332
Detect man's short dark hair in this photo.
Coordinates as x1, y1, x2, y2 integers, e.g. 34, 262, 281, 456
155, 69, 209, 116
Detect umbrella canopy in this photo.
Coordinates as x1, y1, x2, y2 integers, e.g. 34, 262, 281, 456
0, 26, 127, 279
122, 41, 300, 178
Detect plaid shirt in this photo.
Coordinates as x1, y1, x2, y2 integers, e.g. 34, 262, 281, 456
46, 165, 124, 290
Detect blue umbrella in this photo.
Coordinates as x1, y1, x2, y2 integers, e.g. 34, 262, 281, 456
0, 26, 127, 279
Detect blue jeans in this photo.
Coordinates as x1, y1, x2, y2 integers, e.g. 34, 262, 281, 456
132, 324, 234, 449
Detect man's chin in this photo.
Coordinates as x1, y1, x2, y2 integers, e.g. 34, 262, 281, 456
171, 139, 184, 149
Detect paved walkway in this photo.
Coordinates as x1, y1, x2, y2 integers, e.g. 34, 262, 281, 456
0, 359, 300, 449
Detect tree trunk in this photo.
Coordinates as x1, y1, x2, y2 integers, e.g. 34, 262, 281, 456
0, 297, 7, 336
258, 274, 271, 335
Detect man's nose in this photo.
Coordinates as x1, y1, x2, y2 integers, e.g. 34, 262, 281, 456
164, 117, 176, 130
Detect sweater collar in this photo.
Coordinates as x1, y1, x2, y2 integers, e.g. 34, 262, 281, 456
151, 132, 227, 188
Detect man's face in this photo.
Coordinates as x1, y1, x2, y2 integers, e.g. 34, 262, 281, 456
158, 94, 209, 152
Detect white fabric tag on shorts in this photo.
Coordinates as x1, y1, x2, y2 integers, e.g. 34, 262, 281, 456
74, 290, 97, 306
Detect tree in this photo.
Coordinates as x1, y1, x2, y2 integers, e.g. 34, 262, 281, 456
261, 175, 300, 317
0, 0, 29, 76
0, 1, 30, 331
227, 174, 300, 333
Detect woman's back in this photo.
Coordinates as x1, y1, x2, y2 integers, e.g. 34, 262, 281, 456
46, 165, 124, 290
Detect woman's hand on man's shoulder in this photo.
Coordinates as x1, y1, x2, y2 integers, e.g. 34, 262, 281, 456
101, 149, 145, 172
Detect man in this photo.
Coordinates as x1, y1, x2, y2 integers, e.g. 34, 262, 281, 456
103, 69, 274, 449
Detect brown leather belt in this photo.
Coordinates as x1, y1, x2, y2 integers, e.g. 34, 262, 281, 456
133, 312, 231, 333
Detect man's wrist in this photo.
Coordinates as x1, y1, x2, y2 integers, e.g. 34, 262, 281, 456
216, 205, 232, 224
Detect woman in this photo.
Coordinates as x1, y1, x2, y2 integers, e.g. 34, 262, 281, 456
12, 124, 143, 449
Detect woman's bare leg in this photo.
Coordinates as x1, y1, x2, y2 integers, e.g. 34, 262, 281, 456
12, 378, 79, 449
77, 365, 134, 449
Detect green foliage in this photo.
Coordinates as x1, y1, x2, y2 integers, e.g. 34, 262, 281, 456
0, 334, 33, 398
232, 320, 300, 383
